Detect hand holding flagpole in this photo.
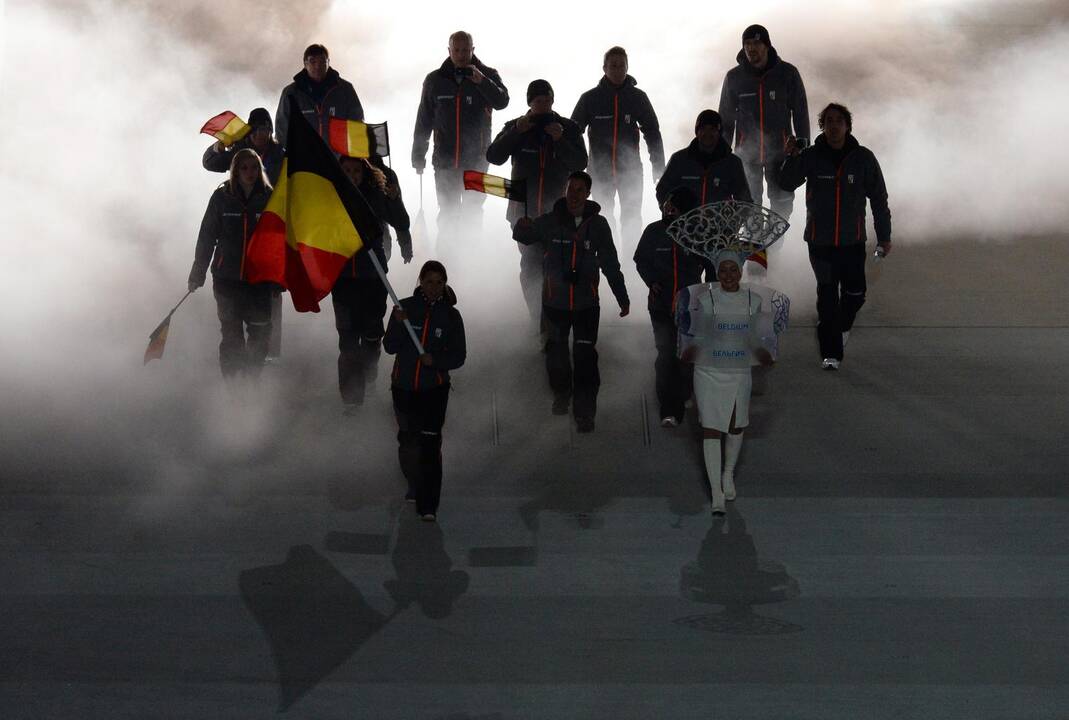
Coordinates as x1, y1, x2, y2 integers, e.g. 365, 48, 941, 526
143, 289, 193, 364
365, 249, 425, 354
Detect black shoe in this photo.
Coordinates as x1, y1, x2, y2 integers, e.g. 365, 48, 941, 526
552, 394, 570, 415
420, 513, 436, 522
576, 416, 595, 433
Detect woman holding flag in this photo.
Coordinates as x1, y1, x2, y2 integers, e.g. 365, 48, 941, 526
383, 261, 466, 522
187, 148, 273, 378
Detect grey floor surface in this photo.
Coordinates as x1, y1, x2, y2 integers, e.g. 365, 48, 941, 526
1, 237, 1067, 718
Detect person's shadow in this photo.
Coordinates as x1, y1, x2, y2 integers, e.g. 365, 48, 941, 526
676, 505, 803, 635
383, 510, 470, 619
239, 545, 395, 711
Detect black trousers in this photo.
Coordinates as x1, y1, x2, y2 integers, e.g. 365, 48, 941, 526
332, 277, 388, 404
393, 385, 450, 515
742, 158, 795, 221
650, 308, 692, 422
544, 305, 601, 419
808, 244, 867, 360
212, 278, 272, 378
267, 288, 283, 358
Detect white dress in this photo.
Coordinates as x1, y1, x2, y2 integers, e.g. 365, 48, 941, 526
685, 286, 763, 432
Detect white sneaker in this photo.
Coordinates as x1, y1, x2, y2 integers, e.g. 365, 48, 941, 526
821, 358, 841, 371
842, 331, 851, 348
722, 470, 736, 501
660, 416, 679, 428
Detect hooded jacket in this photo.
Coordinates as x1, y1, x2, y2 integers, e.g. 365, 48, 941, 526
384, 287, 466, 392
275, 67, 364, 145
201, 137, 284, 186
778, 134, 891, 247
633, 218, 714, 315
412, 57, 509, 172
718, 47, 809, 166
486, 111, 588, 223
189, 181, 272, 286
571, 75, 665, 179
655, 138, 752, 207
513, 198, 629, 312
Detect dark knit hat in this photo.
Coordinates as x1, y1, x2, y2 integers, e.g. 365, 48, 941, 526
742, 24, 771, 46
526, 79, 554, 104
694, 109, 722, 132
248, 107, 272, 131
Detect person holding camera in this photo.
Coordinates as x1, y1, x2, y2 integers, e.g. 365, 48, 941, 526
718, 24, 809, 269
487, 79, 588, 327
656, 110, 751, 209
412, 31, 509, 249
513, 171, 629, 433
778, 103, 892, 370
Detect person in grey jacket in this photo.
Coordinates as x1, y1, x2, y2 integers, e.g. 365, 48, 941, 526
779, 102, 892, 369
487, 79, 588, 325
718, 25, 809, 227
275, 44, 364, 145
188, 148, 273, 378
571, 46, 665, 253
412, 31, 509, 248
513, 171, 630, 433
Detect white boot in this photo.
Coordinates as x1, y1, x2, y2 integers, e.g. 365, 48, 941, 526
703, 437, 725, 514
722, 433, 744, 501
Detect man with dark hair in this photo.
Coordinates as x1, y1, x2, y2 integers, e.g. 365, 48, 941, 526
779, 102, 892, 370
572, 46, 664, 254
202, 107, 283, 186
513, 171, 630, 433
656, 110, 751, 207
487, 79, 587, 325
413, 31, 509, 248
275, 44, 364, 144
634, 186, 713, 427
718, 25, 808, 238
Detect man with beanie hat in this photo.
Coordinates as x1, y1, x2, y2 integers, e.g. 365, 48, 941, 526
202, 107, 283, 185
487, 79, 587, 327
656, 110, 751, 209
779, 102, 892, 370
275, 44, 364, 146
718, 24, 809, 250
572, 46, 665, 255
634, 185, 713, 427
413, 31, 510, 251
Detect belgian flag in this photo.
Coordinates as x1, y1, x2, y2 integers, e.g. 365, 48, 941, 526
463, 170, 526, 202
200, 110, 251, 147
244, 98, 382, 312
328, 118, 389, 158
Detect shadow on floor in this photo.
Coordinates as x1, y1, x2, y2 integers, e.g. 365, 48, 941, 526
383, 509, 470, 619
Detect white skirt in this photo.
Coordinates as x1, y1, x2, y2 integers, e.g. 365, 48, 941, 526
693, 365, 752, 432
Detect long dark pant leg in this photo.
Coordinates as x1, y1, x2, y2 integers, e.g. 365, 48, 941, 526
332, 280, 363, 404
393, 386, 450, 515
214, 281, 245, 378
267, 288, 282, 358
570, 307, 601, 420
651, 309, 685, 422
242, 285, 272, 378
809, 244, 867, 360
543, 306, 575, 401
214, 279, 271, 378
516, 240, 545, 328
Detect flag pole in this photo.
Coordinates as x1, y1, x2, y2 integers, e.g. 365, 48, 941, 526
168, 289, 193, 318
366, 249, 425, 354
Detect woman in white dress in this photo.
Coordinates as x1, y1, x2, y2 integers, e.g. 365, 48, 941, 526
678, 250, 774, 515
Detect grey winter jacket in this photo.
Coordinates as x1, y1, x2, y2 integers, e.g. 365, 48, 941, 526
275, 68, 364, 145
412, 57, 509, 172
778, 134, 891, 247
718, 48, 809, 166
189, 181, 272, 286
513, 199, 629, 312
486, 111, 588, 223
571, 75, 664, 180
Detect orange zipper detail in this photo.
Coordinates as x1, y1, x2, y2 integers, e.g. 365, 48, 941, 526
412, 309, 432, 388
239, 214, 248, 279
570, 233, 578, 310
671, 243, 679, 313
537, 146, 546, 214
834, 169, 842, 247
611, 94, 619, 177
454, 94, 461, 168
758, 79, 765, 164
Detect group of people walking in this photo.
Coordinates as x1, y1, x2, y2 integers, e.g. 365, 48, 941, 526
186, 24, 893, 520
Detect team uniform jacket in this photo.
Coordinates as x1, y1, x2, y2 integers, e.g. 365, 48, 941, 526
633, 218, 714, 315
384, 289, 466, 392
275, 68, 364, 144
189, 182, 271, 286
485, 112, 588, 223
778, 134, 891, 247
570, 75, 665, 179
513, 199, 629, 312
655, 138, 753, 206
201, 138, 284, 186
338, 178, 411, 280
718, 48, 809, 166
412, 57, 509, 171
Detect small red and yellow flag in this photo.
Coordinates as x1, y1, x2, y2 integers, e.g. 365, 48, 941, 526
328, 118, 389, 158
463, 171, 526, 202
143, 316, 171, 364
746, 249, 768, 268
200, 111, 252, 147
